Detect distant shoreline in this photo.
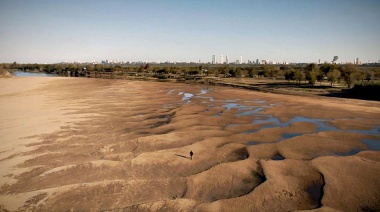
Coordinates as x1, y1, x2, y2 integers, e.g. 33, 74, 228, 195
7, 70, 380, 101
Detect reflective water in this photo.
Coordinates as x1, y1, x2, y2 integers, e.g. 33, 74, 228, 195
272, 155, 285, 160
335, 149, 362, 156
13, 71, 58, 77
178, 92, 194, 103
236, 108, 264, 116
362, 139, 380, 151
281, 133, 303, 140
348, 126, 380, 136
251, 116, 337, 132
243, 100, 266, 104
167, 88, 380, 154
247, 141, 263, 145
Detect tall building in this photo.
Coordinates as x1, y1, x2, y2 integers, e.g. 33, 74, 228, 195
355, 58, 360, 65
256, 59, 259, 64
226, 55, 229, 64
212, 55, 216, 64
240, 56, 243, 64
220, 54, 224, 64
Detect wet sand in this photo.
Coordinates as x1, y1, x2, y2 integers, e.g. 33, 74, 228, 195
0, 77, 379, 211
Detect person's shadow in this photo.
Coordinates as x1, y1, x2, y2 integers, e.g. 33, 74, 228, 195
175, 154, 191, 160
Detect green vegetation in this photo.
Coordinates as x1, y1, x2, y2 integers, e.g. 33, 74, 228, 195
340, 64, 358, 88
347, 82, 380, 100
327, 69, 341, 86
305, 63, 319, 85
4, 62, 380, 82
332, 56, 339, 64
3, 61, 380, 100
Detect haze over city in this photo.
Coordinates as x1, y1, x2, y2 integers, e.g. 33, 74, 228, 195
0, 0, 379, 64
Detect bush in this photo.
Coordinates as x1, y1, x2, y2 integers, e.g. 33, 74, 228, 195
348, 82, 380, 100
155, 74, 167, 79
0, 70, 12, 78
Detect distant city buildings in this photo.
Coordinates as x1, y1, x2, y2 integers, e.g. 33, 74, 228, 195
208, 54, 298, 65
60, 55, 375, 66
210, 54, 245, 64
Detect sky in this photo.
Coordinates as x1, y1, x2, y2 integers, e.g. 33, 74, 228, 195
0, 0, 379, 64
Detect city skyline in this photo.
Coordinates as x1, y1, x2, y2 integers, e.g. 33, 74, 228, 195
1, 0, 380, 64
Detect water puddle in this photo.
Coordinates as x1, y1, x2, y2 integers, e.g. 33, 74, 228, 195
13, 71, 58, 77
167, 89, 175, 94
222, 103, 240, 111
236, 108, 264, 116
247, 141, 263, 145
272, 155, 285, 160
196, 96, 214, 102
362, 139, 380, 151
281, 133, 303, 140
244, 100, 266, 104
348, 126, 380, 136
199, 88, 211, 95
166, 88, 380, 155
334, 149, 362, 156
250, 116, 337, 132
167, 88, 216, 105
178, 92, 194, 102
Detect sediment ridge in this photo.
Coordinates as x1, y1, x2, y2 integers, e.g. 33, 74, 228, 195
0, 77, 379, 211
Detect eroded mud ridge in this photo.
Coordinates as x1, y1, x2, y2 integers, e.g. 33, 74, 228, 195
1, 78, 380, 211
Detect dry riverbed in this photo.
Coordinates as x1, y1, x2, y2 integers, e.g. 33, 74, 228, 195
0, 77, 379, 211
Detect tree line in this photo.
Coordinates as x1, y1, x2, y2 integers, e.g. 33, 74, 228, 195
3, 62, 380, 88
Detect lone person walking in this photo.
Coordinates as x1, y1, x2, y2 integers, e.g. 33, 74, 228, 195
190, 150, 193, 160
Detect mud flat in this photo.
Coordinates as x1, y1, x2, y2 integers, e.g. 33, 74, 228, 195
0, 77, 379, 211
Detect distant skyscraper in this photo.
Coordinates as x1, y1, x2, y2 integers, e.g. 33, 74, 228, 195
240, 56, 243, 64
226, 55, 229, 64
355, 58, 359, 65
212, 55, 216, 64
256, 59, 259, 64
220, 54, 224, 64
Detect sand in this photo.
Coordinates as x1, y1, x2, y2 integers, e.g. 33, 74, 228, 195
0, 77, 379, 211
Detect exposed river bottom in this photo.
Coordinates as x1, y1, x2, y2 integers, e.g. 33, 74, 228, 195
0, 77, 379, 211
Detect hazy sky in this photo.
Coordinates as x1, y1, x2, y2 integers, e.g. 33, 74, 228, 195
1, 0, 379, 64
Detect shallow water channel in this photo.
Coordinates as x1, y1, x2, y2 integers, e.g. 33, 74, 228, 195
13, 71, 58, 77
